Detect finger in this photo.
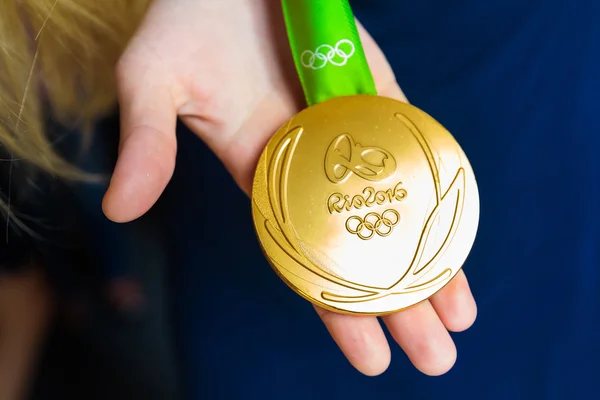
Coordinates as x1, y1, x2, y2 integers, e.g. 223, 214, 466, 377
102, 58, 178, 223
383, 301, 456, 376
429, 270, 477, 332
314, 306, 391, 376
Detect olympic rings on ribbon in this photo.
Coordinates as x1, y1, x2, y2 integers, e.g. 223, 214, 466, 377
301, 39, 356, 70
345, 209, 400, 240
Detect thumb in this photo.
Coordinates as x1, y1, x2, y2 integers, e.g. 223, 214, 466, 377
102, 58, 178, 223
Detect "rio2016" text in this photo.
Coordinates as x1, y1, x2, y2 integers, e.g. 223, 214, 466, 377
327, 182, 407, 214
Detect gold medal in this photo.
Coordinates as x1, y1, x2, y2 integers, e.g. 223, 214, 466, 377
251, 95, 479, 315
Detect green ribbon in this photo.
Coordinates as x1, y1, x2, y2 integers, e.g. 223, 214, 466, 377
281, 0, 377, 106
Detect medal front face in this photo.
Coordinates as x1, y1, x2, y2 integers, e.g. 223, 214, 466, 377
252, 95, 479, 315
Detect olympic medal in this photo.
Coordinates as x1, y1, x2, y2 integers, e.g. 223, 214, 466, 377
251, 95, 479, 315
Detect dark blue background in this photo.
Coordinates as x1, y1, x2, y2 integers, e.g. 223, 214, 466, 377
159, 0, 599, 399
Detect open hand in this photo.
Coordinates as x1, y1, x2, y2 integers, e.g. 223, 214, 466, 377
102, 0, 477, 376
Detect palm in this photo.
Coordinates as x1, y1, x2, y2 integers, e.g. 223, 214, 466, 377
104, 0, 476, 376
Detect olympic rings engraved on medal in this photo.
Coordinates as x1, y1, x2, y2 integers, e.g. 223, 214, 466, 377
301, 39, 356, 70
345, 209, 400, 240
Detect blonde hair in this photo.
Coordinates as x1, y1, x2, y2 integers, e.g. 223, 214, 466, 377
0, 0, 151, 221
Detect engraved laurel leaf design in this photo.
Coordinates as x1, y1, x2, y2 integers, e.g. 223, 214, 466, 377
267, 126, 302, 242
320, 113, 466, 303
403, 169, 465, 289
262, 116, 466, 306
320, 167, 465, 302
264, 127, 379, 295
